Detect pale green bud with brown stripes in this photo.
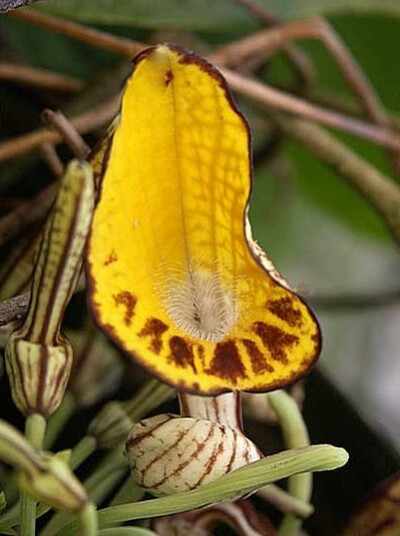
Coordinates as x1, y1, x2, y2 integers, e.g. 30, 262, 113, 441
5, 160, 94, 418
0, 419, 89, 513
125, 392, 262, 497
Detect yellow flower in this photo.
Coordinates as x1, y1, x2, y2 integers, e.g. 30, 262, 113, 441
87, 44, 320, 394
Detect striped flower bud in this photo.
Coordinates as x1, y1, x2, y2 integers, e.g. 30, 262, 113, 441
0, 419, 88, 513
125, 412, 262, 497
87, 401, 133, 449
5, 160, 94, 418
18, 450, 89, 513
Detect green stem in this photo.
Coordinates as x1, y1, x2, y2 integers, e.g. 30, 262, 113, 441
20, 413, 46, 536
69, 435, 97, 470
268, 390, 311, 536
44, 393, 76, 449
56, 444, 348, 535
78, 503, 98, 536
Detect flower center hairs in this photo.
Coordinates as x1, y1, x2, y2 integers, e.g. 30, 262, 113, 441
87, 44, 321, 395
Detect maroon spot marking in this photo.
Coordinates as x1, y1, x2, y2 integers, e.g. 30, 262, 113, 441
104, 250, 118, 266
253, 322, 299, 364
197, 344, 205, 367
242, 339, 274, 374
138, 318, 169, 354
206, 340, 247, 384
165, 69, 174, 86
113, 291, 137, 326
168, 336, 196, 372
268, 297, 303, 328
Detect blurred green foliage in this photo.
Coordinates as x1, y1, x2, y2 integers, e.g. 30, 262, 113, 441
35, 0, 400, 30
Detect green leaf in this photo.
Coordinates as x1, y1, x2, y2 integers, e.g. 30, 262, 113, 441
56, 444, 348, 535
35, 0, 400, 30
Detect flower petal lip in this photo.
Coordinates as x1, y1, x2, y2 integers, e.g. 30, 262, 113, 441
85, 43, 321, 395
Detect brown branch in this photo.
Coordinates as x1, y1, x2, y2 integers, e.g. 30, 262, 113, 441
41, 109, 90, 159
309, 88, 400, 133
40, 142, 64, 177
0, 96, 119, 244
0, 63, 84, 93
10, 7, 144, 57
0, 92, 120, 163
0, 292, 29, 326
230, 0, 315, 91
213, 15, 399, 172
270, 111, 400, 246
0, 273, 86, 327
7, 9, 400, 154
222, 68, 400, 151
0, 182, 58, 248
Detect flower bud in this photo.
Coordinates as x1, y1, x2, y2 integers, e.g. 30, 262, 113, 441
125, 413, 262, 496
87, 401, 133, 449
6, 337, 73, 417
5, 160, 94, 417
18, 450, 88, 513
0, 419, 87, 513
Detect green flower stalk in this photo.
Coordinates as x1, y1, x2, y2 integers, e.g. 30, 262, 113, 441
5, 160, 94, 418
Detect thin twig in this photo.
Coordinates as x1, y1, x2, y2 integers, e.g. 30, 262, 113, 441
40, 142, 64, 177
0, 292, 30, 326
0, 274, 86, 328
230, 0, 315, 91
309, 88, 400, 133
10, 8, 144, 57
222, 67, 400, 151
0, 62, 84, 93
0, 182, 58, 248
270, 111, 400, 246
6, 10, 400, 155
41, 109, 90, 159
0, 92, 120, 162
310, 17, 399, 176
213, 16, 399, 170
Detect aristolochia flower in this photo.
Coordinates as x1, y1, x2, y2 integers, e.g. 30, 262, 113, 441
87, 44, 320, 395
